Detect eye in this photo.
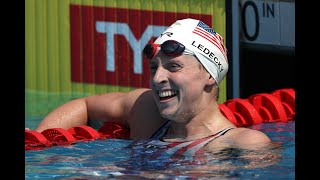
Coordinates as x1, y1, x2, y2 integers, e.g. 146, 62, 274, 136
166, 63, 182, 72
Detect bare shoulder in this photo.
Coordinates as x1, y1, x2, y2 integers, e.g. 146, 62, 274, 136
111, 88, 156, 117
123, 88, 155, 110
230, 128, 271, 145
84, 88, 153, 122
207, 127, 271, 150
87, 88, 152, 101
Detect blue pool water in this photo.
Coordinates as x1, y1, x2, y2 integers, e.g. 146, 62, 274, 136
25, 121, 295, 179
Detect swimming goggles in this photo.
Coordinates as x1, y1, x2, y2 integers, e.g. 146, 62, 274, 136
143, 40, 193, 59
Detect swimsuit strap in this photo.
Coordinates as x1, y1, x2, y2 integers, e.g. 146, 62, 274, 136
151, 120, 234, 141
150, 120, 172, 139
150, 127, 235, 159
185, 126, 235, 147
212, 127, 234, 137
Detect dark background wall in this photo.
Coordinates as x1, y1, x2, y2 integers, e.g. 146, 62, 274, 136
239, 46, 295, 98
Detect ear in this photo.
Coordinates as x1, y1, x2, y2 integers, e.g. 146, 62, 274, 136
206, 75, 216, 86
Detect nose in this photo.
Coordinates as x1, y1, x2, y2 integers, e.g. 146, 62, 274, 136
152, 66, 168, 85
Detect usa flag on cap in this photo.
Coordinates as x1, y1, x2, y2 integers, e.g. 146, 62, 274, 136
192, 21, 227, 62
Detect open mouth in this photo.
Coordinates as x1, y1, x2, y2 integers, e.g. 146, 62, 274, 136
158, 90, 178, 101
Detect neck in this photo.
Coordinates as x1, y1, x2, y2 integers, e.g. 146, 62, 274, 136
163, 103, 235, 141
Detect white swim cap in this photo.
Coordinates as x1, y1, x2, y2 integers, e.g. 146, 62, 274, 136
154, 18, 228, 85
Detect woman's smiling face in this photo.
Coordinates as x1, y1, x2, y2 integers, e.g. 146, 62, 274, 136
149, 51, 210, 122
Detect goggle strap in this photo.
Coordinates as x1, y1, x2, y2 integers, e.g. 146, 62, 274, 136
183, 49, 194, 55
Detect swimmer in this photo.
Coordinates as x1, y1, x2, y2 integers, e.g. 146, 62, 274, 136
33, 18, 271, 150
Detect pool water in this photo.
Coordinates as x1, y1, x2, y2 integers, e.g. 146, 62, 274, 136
25, 121, 295, 179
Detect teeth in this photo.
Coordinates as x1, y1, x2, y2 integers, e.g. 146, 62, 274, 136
158, 90, 177, 98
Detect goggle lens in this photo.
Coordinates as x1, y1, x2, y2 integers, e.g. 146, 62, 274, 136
143, 40, 186, 59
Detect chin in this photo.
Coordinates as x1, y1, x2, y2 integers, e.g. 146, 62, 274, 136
159, 110, 175, 120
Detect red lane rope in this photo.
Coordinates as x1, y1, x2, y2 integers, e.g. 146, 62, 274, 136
25, 122, 130, 151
